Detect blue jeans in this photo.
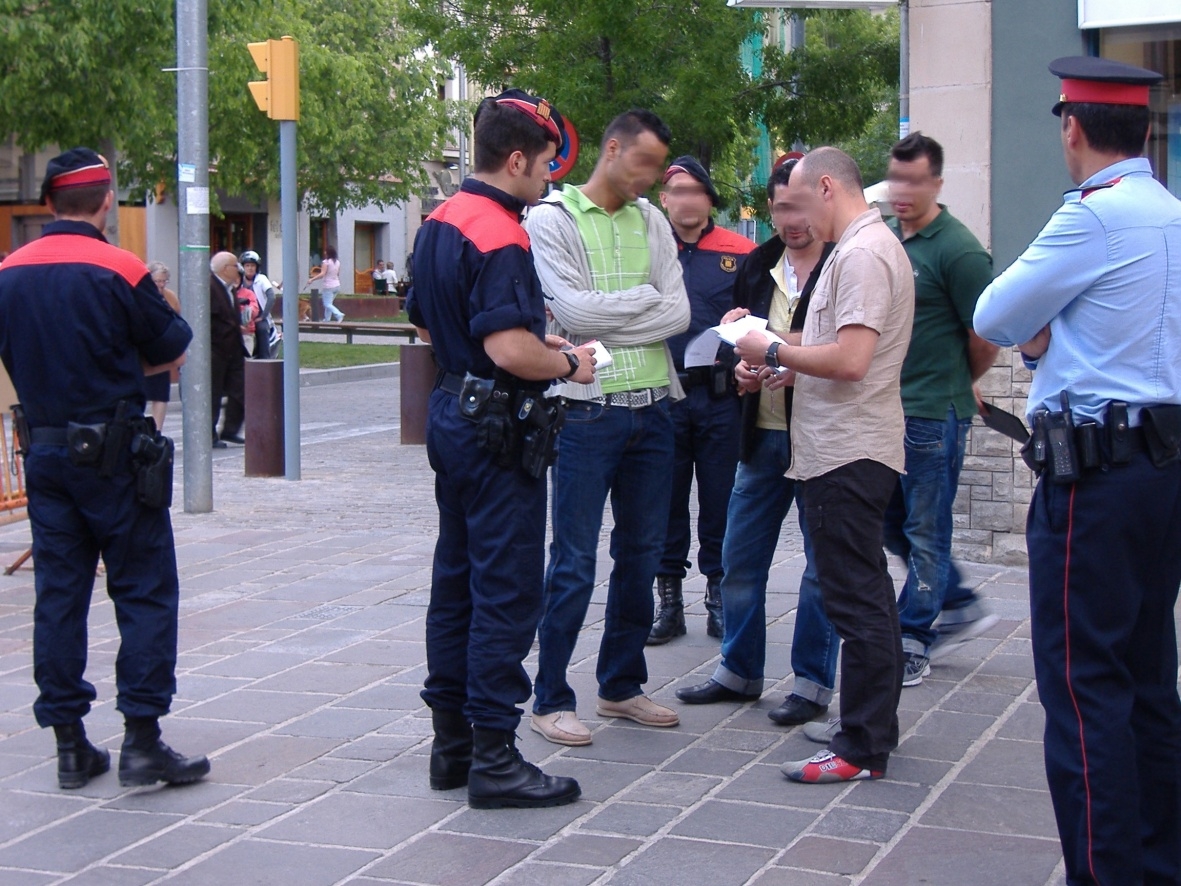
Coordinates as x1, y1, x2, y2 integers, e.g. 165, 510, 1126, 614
534, 398, 674, 714
713, 428, 838, 704
321, 287, 344, 321
882, 406, 978, 656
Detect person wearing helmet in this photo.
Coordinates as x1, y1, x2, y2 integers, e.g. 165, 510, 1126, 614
240, 250, 278, 358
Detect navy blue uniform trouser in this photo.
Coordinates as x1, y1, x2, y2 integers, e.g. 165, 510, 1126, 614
1028, 452, 1181, 886
660, 385, 740, 579
26, 447, 179, 727
802, 459, 903, 773
420, 391, 546, 732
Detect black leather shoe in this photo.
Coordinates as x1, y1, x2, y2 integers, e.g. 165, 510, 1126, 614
55, 723, 110, 790
767, 695, 828, 726
212, 439, 228, 449
220, 433, 246, 445
119, 740, 211, 787
675, 679, 759, 705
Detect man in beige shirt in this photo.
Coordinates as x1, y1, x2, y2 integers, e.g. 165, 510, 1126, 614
736, 147, 913, 784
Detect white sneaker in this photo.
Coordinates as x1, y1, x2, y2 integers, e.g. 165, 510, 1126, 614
929, 613, 1001, 661
530, 711, 592, 746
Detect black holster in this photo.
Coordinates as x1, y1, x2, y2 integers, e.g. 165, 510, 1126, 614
516, 391, 566, 479
130, 429, 174, 509
1141, 404, 1181, 467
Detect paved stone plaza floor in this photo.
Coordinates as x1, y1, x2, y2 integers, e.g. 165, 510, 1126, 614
0, 369, 1171, 885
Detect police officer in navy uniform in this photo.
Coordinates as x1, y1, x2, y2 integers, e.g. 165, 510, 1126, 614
975, 59, 1181, 884
648, 157, 755, 644
0, 148, 209, 789
407, 91, 596, 809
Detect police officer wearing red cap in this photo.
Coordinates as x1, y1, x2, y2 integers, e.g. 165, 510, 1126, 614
975, 58, 1181, 884
0, 147, 209, 790
648, 156, 755, 644
407, 90, 595, 808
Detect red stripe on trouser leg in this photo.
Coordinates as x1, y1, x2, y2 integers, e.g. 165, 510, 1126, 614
1061, 484, 1100, 884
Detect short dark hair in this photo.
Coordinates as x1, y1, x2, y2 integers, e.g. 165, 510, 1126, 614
890, 131, 944, 177
1060, 102, 1151, 157
48, 184, 108, 217
766, 159, 797, 201
601, 109, 671, 152
472, 98, 556, 174
799, 147, 863, 193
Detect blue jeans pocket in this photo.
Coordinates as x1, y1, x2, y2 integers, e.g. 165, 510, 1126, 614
564, 400, 606, 424
904, 419, 944, 453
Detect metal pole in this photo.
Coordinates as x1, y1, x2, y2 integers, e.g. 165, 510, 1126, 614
280, 119, 301, 480
457, 63, 468, 180
899, 0, 910, 139
177, 0, 212, 512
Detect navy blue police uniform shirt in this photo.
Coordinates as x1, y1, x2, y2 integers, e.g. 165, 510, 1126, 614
0, 220, 192, 429
407, 178, 548, 379
665, 220, 756, 370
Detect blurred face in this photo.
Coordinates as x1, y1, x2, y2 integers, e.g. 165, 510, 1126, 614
887, 155, 941, 224
517, 142, 557, 205
660, 172, 713, 233
767, 181, 814, 251
790, 159, 834, 242
243, 261, 258, 279
151, 270, 169, 293
606, 130, 669, 204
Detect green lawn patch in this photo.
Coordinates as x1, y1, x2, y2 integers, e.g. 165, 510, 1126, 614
289, 342, 400, 369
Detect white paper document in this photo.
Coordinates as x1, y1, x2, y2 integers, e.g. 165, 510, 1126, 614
683, 316, 786, 368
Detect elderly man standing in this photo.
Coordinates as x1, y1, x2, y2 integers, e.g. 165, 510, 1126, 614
209, 251, 247, 448
736, 147, 913, 784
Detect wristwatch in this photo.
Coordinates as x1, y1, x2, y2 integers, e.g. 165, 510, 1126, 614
561, 350, 580, 379
765, 342, 781, 370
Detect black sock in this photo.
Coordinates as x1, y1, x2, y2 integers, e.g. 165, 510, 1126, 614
122, 716, 161, 750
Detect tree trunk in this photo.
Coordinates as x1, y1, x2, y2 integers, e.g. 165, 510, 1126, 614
99, 137, 120, 247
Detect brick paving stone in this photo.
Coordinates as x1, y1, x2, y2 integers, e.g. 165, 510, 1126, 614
752, 869, 851, 886
109, 822, 243, 870
441, 802, 587, 842
45, 866, 160, 886
579, 802, 680, 837
859, 826, 1062, 886
492, 862, 604, 886
164, 840, 377, 886
258, 793, 453, 849
920, 783, 1059, 838
811, 806, 911, 843
0, 808, 183, 874
611, 836, 775, 886
670, 799, 815, 848
778, 835, 881, 875
365, 832, 534, 884
536, 833, 643, 867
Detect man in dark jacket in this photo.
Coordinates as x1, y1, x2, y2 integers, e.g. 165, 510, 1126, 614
209, 251, 247, 447
676, 159, 839, 729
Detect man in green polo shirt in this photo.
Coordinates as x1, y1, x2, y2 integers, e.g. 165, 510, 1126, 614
883, 132, 1000, 685
524, 109, 691, 747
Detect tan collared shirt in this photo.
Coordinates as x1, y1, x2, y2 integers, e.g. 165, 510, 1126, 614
788, 207, 915, 480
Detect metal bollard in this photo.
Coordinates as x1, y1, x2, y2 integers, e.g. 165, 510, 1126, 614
400, 343, 436, 445
244, 359, 284, 476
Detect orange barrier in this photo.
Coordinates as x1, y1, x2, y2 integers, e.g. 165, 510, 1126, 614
0, 411, 31, 574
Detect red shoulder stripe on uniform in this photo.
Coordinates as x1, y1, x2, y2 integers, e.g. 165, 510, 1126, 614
2, 234, 149, 285
698, 226, 757, 256
429, 191, 530, 253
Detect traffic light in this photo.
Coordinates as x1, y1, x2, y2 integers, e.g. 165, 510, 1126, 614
247, 36, 300, 121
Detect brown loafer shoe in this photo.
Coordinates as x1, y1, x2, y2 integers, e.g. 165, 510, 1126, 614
596, 695, 679, 727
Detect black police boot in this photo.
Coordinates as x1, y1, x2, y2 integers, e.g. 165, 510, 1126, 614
429, 707, 472, 791
646, 576, 686, 646
54, 721, 110, 790
119, 717, 210, 787
467, 728, 581, 809
705, 575, 725, 640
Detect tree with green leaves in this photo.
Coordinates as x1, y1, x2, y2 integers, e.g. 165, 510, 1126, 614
406, 0, 766, 207
0, 0, 457, 225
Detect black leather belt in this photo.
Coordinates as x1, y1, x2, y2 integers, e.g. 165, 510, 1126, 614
30, 428, 68, 446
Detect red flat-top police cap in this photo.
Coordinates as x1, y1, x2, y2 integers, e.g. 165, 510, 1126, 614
478, 88, 579, 180
39, 147, 112, 204
1050, 56, 1162, 117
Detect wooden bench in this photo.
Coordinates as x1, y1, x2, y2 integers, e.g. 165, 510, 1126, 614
278, 320, 420, 344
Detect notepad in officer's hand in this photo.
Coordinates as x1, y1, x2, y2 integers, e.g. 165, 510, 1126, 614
979, 401, 1030, 444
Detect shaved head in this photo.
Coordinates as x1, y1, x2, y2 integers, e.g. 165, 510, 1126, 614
797, 147, 864, 193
